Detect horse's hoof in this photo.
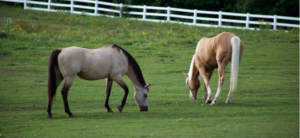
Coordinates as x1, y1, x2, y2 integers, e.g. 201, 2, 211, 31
118, 105, 123, 113
47, 115, 52, 119
205, 99, 212, 104
210, 100, 217, 105
226, 100, 231, 104
68, 114, 74, 118
107, 109, 113, 113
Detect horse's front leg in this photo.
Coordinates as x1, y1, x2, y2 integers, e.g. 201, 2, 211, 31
211, 64, 226, 105
203, 72, 213, 100
112, 75, 129, 113
105, 78, 113, 112
199, 68, 212, 104
118, 85, 129, 112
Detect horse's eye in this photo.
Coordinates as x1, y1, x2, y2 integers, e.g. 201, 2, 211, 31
144, 94, 148, 98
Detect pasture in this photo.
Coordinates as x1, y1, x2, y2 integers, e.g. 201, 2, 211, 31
0, 4, 299, 137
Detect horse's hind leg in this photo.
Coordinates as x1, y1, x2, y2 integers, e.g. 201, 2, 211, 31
226, 86, 234, 104
104, 78, 113, 112
61, 76, 75, 118
47, 68, 63, 118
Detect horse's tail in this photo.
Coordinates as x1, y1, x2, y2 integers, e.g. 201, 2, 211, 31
230, 36, 241, 92
48, 49, 62, 104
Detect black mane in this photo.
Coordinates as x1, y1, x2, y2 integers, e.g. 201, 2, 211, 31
111, 44, 146, 86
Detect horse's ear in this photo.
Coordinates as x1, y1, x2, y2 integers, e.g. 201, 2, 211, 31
144, 84, 151, 89
183, 72, 188, 78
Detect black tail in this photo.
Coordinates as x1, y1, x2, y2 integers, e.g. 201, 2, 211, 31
48, 49, 62, 105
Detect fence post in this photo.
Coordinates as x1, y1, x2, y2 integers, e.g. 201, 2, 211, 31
48, 0, 51, 11
24, 0, 27, 9
273, 15, 277, 30
94, 0, 98, 16
143, 5, 146, 20
119, 3, 123, 17
193, 9, 197, 25
246, 13, 249, 29
167, 6, 170, 22
218, 11, 222, 27
70, 0, 74, 13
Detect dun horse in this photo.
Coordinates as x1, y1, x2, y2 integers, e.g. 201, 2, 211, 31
184, 32, 244, 105
47, 44, 150, 118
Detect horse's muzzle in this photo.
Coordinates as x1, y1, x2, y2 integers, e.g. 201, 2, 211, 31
140, 106, 148, 111
189, 91, 197, 100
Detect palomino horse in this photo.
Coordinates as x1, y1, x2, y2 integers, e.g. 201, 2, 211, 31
47, 44, 150, 118
184, 32, 244, 105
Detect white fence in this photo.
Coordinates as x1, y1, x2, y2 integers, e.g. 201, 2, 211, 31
1, 0, 299, 30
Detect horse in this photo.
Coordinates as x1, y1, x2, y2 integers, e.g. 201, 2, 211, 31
184, 32, 244, 105
47, 44, 150, 118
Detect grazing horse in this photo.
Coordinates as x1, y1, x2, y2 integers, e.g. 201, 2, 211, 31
184, 32, 244, 105
47, 44, 150, 118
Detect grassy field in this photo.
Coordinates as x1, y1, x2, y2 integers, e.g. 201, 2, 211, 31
0, 3, 299, 138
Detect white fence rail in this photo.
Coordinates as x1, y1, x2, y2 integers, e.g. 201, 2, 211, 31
1, 0, 299, 30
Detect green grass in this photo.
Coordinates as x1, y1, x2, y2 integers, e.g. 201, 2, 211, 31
0, 3, 299, 138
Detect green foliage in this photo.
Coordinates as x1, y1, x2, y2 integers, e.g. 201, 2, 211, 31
107, 0, 299, 17
0, 4, 299, 138
0, 127, 2, 138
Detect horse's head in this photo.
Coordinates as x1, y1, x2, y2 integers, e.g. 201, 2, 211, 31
184, 73, 200, 100
134, 84, 151, 111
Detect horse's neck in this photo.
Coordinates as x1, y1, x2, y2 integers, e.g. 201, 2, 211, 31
191, 63, 199, 80
188, 55, 200, 81
127, 66, 144, 87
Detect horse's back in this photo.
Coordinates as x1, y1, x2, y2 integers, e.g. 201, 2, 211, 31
214, 32, 235, 58
195, 32, 243, 70
58, 46, 128, 80
214, 32, 244, 62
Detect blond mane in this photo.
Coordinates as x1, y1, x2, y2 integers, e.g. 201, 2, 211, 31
188, 55, 195, 82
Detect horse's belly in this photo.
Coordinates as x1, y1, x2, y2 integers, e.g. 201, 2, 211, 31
77, 71, 108, 80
